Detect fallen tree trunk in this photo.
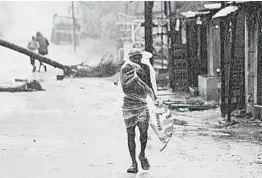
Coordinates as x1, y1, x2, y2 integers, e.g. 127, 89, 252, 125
0, 38, 73, 75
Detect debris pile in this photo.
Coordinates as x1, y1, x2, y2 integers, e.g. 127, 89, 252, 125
99, 54, 122, 77
219, 118, 262, 128
0, 79, 44, 92
164, 98, 219, 112
71, 53, 122, 78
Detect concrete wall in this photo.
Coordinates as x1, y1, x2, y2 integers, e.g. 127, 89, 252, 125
254, 105, 262, 121
198, 75, 219, 101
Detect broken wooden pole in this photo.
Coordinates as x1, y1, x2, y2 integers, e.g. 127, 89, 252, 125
168, 1, 174, 90
227, 16, 237, 123
220, 20, 226, 118
0, 38, 72, 75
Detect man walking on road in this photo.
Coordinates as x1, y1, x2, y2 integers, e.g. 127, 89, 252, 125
36, 32, 49, 72
120, 48, 157, 173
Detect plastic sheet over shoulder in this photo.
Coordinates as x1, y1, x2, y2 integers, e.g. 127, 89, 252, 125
117, 57, 156, 128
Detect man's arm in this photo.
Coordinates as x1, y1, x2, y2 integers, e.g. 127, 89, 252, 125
120, 64, 137, 87
120, 64, 146, 96
137, 64, 157, 100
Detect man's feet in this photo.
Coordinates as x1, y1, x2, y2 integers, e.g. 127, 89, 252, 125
139, 154, 150, 170
44, 66, 47, 72
127, 163, 138, 173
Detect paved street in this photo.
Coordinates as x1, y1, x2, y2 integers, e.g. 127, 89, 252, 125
1, 1, 262, 177
0, 35, 261, 178
0, 69, 261, 177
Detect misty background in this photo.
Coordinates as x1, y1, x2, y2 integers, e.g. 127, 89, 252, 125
0, 2, 207, 39
0, 1, 209, 63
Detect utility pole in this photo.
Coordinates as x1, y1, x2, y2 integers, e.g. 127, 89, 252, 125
220, 2, 226, 118
197, 15, 201, 76
144, 1, 154, 65
168, 1, 175, 89
161, 1, 164, 69
71, 1, 76, 52
227, 16, 237, 123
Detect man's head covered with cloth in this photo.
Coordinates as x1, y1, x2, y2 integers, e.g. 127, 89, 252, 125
127, 48, 157, 96
128, 48, 143, 63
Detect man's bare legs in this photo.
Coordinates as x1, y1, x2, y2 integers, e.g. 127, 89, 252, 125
137, 115, 150, 170
38, 62, 47, 72
126, 114, 150, 173
138, 121, 148, 157
126, 125, 138, 173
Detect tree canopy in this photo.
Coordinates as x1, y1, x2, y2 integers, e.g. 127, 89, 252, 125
79, 1, 212, 40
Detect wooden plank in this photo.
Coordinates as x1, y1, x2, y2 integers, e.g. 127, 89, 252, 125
208, 21, 214, 76
200, 24, 208, 75
116, 22, 134, 25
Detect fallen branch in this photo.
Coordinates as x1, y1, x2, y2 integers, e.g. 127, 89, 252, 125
188, 105, 218, 111
0, 38, 73, 75
0, 38, 123, 78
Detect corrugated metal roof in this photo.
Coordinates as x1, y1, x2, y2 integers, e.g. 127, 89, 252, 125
181, 11, 209, 18
204, 3, 221, 10
212, 6, 238, 19
226, 1, 250, 4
